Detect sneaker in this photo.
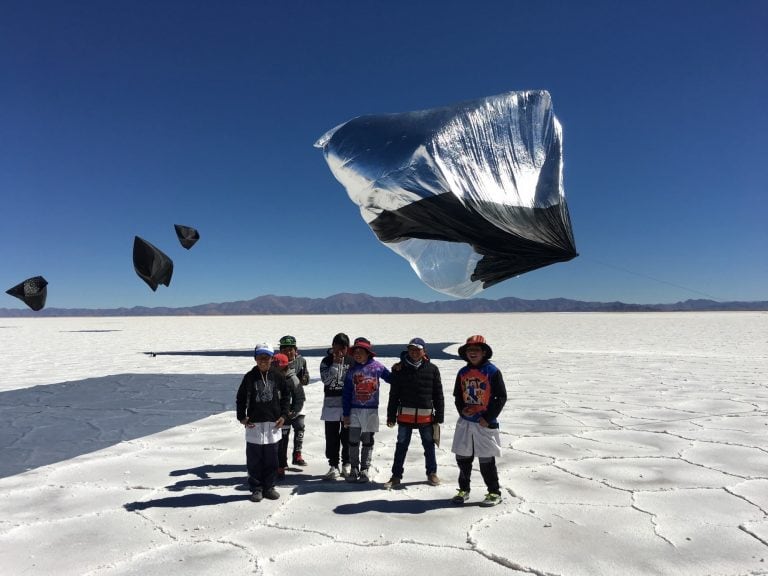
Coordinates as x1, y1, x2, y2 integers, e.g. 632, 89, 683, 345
341, 463, 351, 478
384, 476, 401, 489
480, 492, 502, 507
292, 451, 307, 466
427, 473, 441, 486
250, 490, 263, 502
263, 487, 280, 500
452, 489, 470, 504
345, 468, 360, 482
276, 467, 286, 479
323, 466, 340, 480
357, 469, 370, 483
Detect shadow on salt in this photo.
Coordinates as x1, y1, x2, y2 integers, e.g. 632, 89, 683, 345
0, 373, 235, 479
145, 342, 461, 360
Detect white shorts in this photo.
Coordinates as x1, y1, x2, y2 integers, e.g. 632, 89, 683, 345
451, 418, 502, 458
349, 408, 380, 434
245, 421, 282, 445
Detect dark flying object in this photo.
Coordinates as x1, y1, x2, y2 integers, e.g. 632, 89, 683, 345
315, 90, 578, 298
133, 236, 173, 291
174, 224, 200, 249
5, 276, 48, 311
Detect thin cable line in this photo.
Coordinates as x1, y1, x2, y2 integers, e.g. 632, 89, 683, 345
583, 256, 723, 302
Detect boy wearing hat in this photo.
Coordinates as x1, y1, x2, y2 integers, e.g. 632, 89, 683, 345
319, 333, 353, 479
385, 337, 445, 489
272, 352, 306, 478
342, 337, 392, 483
235, 343, 291, 502
278, 335, 309, 466
451, 335, 507, 507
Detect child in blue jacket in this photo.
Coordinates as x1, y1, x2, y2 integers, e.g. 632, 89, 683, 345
342, 337, 392, 483
451, 335, 507, 507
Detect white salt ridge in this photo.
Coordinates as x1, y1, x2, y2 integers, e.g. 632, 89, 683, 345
0, 312, 766, 575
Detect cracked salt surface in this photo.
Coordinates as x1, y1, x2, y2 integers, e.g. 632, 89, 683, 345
0, 312, 766, 575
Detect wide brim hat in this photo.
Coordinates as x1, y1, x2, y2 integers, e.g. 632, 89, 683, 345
350, 339, 376, 357
458, 334, 493, 361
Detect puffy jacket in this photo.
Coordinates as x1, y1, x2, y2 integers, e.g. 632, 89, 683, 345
387, 358, 444, 426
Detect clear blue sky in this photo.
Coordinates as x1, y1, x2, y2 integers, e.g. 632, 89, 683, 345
2, 0, 766, 309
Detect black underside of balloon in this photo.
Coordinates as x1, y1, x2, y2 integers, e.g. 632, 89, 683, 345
369, 193, 577, 289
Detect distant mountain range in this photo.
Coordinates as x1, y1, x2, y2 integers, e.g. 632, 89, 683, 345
1, 293, 766, 317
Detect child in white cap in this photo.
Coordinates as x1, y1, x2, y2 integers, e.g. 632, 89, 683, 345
235, 343, 290, 502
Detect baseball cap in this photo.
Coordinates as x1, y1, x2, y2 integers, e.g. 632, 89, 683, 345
407, 337, 426, 349
254, 342, 274, 357
272, 353, 289, 368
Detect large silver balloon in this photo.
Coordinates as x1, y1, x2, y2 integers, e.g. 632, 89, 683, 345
315, 90, 577, 298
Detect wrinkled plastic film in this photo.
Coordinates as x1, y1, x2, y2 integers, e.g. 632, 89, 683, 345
315, 90, 577, 298
5, 276, 48, 311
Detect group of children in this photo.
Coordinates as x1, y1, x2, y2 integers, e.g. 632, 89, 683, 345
235, 332, 507, 507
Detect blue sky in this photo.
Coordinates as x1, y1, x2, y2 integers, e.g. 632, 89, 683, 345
1, 0, 766, 309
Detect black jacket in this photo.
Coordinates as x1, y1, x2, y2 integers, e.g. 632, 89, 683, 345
386, 358, 444, 426
236, 366, 290, 423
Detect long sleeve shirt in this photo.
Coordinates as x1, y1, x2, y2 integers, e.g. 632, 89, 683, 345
342, 358, 392, 416
453, 360, 507, 426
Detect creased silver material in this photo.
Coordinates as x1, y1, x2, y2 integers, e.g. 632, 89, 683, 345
315, 90, 577, 298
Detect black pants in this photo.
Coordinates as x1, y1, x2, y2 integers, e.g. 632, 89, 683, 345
291, 414, 305, 454
246, 441, 279, 492
278, 415, 306, 467
324, 420, 350, 467
456, 455, 500, 494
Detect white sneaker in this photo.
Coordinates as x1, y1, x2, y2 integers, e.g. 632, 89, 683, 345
341, 463, 351, 478
322, 466, 339, 480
